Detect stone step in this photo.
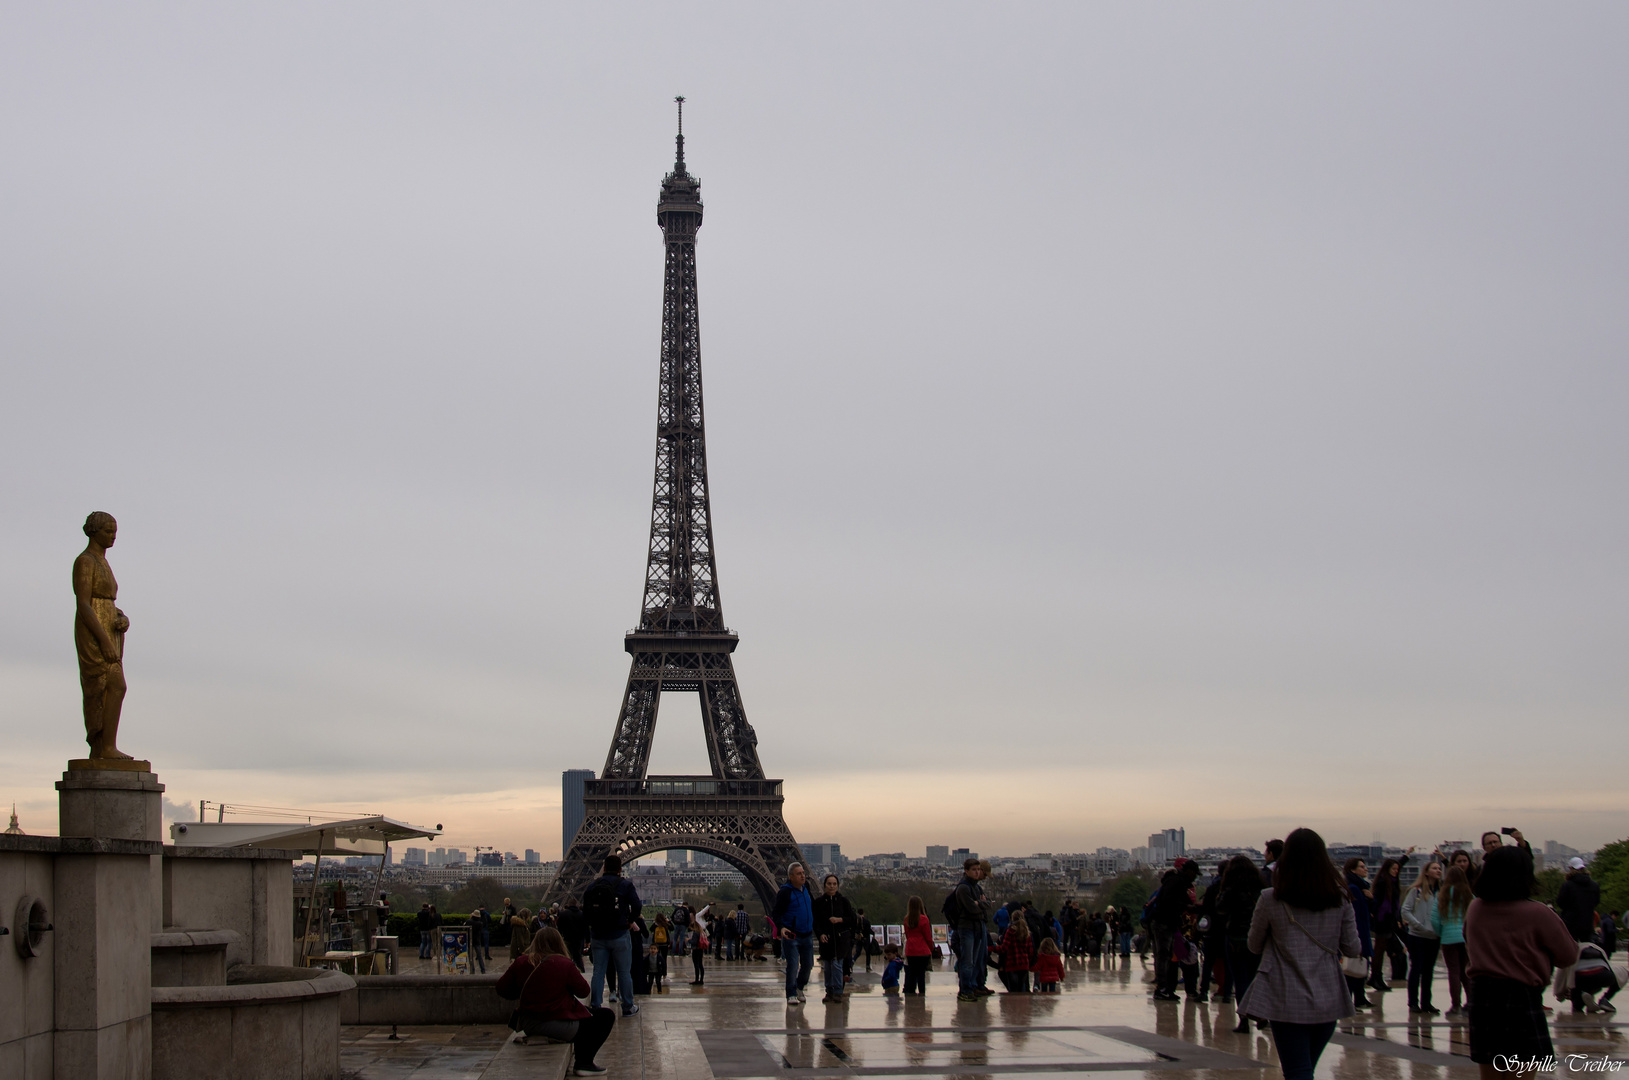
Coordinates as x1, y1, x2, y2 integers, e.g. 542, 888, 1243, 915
480, 1034, 572, 1079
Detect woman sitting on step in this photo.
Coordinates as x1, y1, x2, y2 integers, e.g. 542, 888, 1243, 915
497, 927, 616, 1076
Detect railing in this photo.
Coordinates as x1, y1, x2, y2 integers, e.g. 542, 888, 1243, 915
585, 777, 782, 798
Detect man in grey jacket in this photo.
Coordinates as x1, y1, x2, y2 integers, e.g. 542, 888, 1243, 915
951, 859, 993, 1002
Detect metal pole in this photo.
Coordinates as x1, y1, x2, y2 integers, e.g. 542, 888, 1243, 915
301, 829, 327, 963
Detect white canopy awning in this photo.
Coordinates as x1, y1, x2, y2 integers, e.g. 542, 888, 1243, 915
169, 815, 440, 856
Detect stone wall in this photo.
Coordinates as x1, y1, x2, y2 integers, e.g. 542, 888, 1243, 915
338, 974, 511, 1025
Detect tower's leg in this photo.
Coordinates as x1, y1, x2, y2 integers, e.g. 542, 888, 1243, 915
603, 669, 661, 779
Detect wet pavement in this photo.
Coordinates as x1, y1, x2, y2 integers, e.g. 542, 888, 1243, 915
343, 952, 1628, 1078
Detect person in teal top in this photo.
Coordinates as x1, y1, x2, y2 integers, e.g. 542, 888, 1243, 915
1431, 864, 1473, 1013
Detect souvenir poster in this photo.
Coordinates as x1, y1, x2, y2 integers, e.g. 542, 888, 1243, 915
931, 924, 950, 945
439, 926, 471, 974
871, 925, 886, 947
885, 924, 903, 946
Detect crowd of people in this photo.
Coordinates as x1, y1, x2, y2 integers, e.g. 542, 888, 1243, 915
1131, 828, 1621, 1080
489, 835, 1621, 1079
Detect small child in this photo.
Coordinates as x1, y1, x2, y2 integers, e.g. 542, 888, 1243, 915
1033, 938, 1064, 993
880, 944, 904, 993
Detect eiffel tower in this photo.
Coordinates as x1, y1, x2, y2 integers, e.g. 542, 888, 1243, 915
545, 101, 804, 910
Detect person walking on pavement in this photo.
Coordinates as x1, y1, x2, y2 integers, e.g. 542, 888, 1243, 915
853, 908, 874, 974
584, 854, 643, 1017
1556, 857, 1602, 944
1150, 861, 1201, 1002
416, 903, 435, 960
1238, 828, 1362, 1080
773, 863, 816, 1006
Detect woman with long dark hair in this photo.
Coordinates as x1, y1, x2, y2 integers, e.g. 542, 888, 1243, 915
1465, 846, 1578, 1079
903, 896, 933, 995
1342, 858, 1376, 1008
1217, 854, 1265, 1033
1238, 829, 1361, 1080
1368, 851, 1413, 992
496, 927, 616, 1074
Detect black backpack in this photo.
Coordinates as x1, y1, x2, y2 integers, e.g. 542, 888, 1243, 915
941, 888, 962, 925
583, 879, 626, 937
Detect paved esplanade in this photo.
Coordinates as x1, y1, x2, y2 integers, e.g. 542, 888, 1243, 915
339, 955, 1627, 1077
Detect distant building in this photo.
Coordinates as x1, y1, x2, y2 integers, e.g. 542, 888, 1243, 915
524, 849, 540, 865
563, 769, 595, 856
4, 805, 20, 836
952, 847, 977, 864
926, 845, 950, 865
630, 864, 674, 904
477, 852, 503, 866
403, 847, 426, 865
803, 843, 845, 873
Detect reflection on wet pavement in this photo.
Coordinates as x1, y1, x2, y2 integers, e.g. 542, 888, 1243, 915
344, 953, 1628, 1078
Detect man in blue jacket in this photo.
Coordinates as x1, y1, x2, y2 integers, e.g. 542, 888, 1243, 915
584, 854, 643, 1016
772, 862, 815, 1005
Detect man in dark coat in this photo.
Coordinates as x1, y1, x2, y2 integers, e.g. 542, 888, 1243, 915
584, 854, 643, 1016
1557, 858, 1603, 943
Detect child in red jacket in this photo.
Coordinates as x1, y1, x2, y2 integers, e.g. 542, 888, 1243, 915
1033, 938, 1065, 993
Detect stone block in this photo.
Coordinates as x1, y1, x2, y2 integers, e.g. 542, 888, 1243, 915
54, 1014, 150, 1080
54, 853, 152, 1032
482, 1037, 571, 1080
1, 851, 57, 1049
58, 769, 163, 934
162, 852, 295, 967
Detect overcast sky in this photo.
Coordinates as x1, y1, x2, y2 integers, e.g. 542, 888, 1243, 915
3, 5, 1625, 860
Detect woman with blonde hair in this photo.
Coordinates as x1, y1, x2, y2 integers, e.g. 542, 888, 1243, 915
497, 927, 615, 1073
1400, 860, 1442, 1014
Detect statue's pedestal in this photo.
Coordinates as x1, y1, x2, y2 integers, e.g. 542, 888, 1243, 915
54, 762, 164, 1080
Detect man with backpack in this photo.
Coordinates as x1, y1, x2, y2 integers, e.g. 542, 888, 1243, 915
947, 858, 993, 1002
583, 854, 643, 1016
772, 863, 816, 1005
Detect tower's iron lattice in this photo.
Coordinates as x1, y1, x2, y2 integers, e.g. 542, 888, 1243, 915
545, 101, 803, 910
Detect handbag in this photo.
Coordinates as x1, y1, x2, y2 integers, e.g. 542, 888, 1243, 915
1286, 908, 1367, 978
504, 957, 542, 1031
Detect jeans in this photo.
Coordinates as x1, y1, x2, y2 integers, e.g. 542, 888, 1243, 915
823, 954, 846, 997
1405, 933, 1439, 1010
516, 1007, 617, 1069
1441, 942, 1469, 1009
955, 924, 986, 995
1120, 931, 1132, 956
590, 934, 635, 1013
419, 932, 432, 959
673, 928, 688, 954
1152, 924, 1177, 995
479, 928, 491, 959
904, 956, 929, 994
1226, 939, 1260, 1010
1269, 1020, 1336, 1080
784, 933, 813, 998
725, 935, 737, 960
1200, 932, 1228, 998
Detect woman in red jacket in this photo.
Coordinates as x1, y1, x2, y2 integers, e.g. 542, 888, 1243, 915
903, 896, 934, 995
497, 927, 616, 1075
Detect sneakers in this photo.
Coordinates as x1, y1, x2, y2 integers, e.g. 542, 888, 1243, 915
621, 1004, 639, 1017
608, 992, 618, 1004
822, 994, 841, 1004
511, 1032, 529, 1045
787, 996, 801, 1006
796, 990, 807, 1003
976, 986, 995, 995
956, 992, 982, 1002
574, 1065, 608, 1076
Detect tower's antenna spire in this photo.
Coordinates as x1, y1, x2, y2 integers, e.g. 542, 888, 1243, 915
674, 95, 686, 174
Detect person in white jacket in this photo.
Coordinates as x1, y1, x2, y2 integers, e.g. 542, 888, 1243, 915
1400, 860, 1442, 1014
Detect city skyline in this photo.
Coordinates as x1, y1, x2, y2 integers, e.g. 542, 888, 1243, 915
3, 8, 1626, 857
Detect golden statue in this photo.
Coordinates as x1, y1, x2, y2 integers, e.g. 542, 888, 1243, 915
73, 511, 132, 760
